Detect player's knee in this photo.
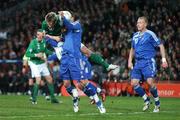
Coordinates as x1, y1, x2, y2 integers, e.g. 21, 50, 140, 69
147, 78, 155, 87
80, 80, 88, 85
77, 83, 84, 90
40, 80, 45, 86
46, 76, 53, 83
131, 79, 139, 86
63, 81, 71, 88
29, 79, 34, 85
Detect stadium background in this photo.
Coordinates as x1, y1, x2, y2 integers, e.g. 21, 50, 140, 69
0, 0, 179, 97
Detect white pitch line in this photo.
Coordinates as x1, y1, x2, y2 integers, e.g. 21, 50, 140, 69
0, 111, 178, 119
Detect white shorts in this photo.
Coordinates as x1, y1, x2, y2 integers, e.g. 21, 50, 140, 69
28, 61, 50, 78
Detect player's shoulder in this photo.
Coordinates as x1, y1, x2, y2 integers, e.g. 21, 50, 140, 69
132, 32, 139, 38
42, 20, 48, 28
72, 20, 81, 26
42, 20, 47, 25
30, 38, 37, 44
145, 29, 157, 37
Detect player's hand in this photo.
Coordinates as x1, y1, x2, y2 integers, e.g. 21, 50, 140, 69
45, 34, 51, 38
35, 53, 44, 60
128, 62, 133, 70
161, 58, 168, 68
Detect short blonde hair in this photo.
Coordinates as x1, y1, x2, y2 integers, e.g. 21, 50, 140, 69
138, 16, 148, 25
45, 12, 57, 24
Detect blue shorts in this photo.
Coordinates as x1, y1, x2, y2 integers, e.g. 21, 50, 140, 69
80, 59, 92, 81
131, 58, 157, 80
60, 55, 81, 80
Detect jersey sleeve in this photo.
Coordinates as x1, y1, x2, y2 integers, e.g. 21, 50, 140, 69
25, 40, 36, 58
150, 31, 161, 47
131, 36, 135, 49
63, 17, 80, 30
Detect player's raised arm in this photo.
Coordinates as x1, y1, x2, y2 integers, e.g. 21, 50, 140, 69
45, 34, 61, 42
59, 11, 80, 30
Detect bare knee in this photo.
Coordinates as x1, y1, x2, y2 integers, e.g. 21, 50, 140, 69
131, 79, 140, 86
45, 75, 53, 84
63, 80, 71, 88
147, 78, 155, 88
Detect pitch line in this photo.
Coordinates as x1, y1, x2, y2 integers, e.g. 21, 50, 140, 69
0, 111, 178, 119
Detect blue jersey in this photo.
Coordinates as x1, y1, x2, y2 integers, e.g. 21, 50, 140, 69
131, 30, 161, 80
62, 17, 82, 58
132, 30, 161, 59
59, 18, 82, 81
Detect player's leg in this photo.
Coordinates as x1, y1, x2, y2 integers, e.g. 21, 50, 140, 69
131, 67, 150, 111
60, 59, 79, 112
147, 78, 160, 112
44, 75, 59, 103
64, 79, 79, 112
28, 62, 41, 104
77, 80, 94, 101
32, 77, 41, 104
81, 45, 119, 72
39, 80, 50, 101
96, 85, 106, 103
78, 80, 106, 113
28, 78, 34, 100
144, 59, 160, 112
60, 63, 79, 100
41, 63, 59, 103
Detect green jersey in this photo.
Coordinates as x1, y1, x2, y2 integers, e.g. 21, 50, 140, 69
41, 18, 62, 36
25, 38, 52, 64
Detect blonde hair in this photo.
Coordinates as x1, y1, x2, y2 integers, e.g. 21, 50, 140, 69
138, 16, 148, 25
45, 12, 57, 24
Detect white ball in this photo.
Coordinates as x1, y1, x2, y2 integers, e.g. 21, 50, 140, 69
62, 11, 72, 21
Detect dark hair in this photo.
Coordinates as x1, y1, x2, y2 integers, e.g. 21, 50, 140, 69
68, 11, 79, 21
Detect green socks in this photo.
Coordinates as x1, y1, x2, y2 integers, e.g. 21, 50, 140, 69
32, 83, 39, 101
89, 53, 109, 69
47, 83, 55, 99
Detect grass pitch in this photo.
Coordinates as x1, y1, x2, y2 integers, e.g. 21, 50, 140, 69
0, 95, 179, 120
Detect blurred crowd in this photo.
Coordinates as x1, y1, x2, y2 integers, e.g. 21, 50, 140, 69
0, 0, 179, 94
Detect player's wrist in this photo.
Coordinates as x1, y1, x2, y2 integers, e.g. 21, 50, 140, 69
162, 58, 167, 63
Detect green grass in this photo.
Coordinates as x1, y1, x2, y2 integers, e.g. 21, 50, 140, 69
0, 95, 179, 120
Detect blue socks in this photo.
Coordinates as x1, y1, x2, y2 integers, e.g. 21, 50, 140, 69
134, 84, 149, 103
150, 86, 160, 106
66, 85, 75, 96
134, 84, 146, 97
83, 83, 96, 96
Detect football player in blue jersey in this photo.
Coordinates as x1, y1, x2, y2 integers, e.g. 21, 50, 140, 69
47, 11, 106, 113
128, 16, 168, 112
58, 12, 82, 113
